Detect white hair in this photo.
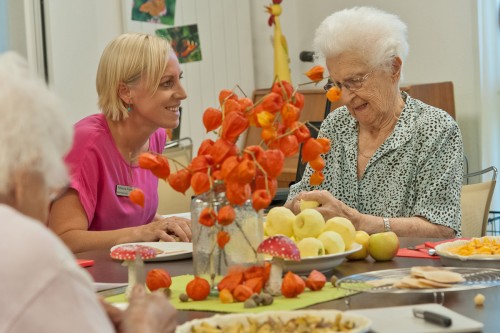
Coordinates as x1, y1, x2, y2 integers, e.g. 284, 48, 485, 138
313, 6, 409, 76
0, 52, 72, 195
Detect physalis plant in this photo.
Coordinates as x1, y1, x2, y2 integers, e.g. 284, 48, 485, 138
134, 68, 339, 240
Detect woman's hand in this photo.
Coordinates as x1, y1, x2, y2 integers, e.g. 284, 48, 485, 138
140, 216, 192, 242
121, 285, 177, 333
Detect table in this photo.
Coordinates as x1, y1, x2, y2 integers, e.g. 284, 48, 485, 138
76, 238, 499, 332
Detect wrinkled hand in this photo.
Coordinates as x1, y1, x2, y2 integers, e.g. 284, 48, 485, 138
122, 285, 177, 333
288, 190, 347, 221
140, 217, 192, 242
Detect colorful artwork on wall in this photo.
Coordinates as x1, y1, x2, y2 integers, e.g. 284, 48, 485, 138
131, 0, 176, 25
156, 24, 202, 64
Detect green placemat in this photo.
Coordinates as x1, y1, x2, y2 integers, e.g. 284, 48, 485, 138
106, 275, 358, 313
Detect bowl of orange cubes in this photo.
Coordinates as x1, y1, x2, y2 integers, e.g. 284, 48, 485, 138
435, 236, 500, 268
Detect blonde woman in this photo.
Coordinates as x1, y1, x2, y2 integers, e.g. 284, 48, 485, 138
49, 33, 191, 253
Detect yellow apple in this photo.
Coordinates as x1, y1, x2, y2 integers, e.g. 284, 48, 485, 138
299, 200, 320, 211
297, 237, 325, 257
346, 230, 370, 260
368, 231, 400, 261
293, 209, 325, 241
317, 231, 345, 254
322, 217, 356, 248
265, 206, 295, 237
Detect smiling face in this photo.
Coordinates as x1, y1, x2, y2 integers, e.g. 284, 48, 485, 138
326, 52, 401, 128
127, 53, 187, 130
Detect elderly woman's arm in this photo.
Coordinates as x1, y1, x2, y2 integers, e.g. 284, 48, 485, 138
288, 190, 456, 238
48, 189, 191, 253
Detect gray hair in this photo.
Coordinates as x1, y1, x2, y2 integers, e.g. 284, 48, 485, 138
313, 6, 409, 76
0, 52, 72, 195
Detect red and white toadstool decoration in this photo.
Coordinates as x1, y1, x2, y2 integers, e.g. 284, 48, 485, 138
110, 244, 157, 298
257, 235, 300, 295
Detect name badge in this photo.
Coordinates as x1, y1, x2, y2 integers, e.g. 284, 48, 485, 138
116, 185, 134, 197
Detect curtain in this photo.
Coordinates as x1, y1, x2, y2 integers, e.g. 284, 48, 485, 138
477, 0, 500, 210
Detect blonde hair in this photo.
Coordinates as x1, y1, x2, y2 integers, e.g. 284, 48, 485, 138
0, 52, 72, 195
96, 33, 172, 121
313, 7, 409, 77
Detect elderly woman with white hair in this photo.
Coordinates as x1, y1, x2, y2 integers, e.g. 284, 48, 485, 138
286, 7, 463, 238
0, 52, 177, 333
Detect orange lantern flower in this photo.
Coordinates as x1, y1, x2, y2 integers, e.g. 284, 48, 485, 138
305, 65, 324, 82
326, 86, 342, 102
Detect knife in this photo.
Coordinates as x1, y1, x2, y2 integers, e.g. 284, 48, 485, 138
413, 308, 452, 327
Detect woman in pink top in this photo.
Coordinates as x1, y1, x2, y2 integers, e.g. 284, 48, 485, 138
49, 33, 192, 253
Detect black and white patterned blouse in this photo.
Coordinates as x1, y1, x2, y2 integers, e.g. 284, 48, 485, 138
288, 92, 463, 236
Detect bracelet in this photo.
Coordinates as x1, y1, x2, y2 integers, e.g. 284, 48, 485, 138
383, 217, 391, 232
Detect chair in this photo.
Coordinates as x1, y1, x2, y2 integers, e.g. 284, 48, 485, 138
460, 166, 497, 237
157, 137, 195, 215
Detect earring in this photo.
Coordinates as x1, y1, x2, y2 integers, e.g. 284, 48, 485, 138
127, 104, 132, 112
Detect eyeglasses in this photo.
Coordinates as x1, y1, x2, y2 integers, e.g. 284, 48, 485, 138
323, 71, 373, 92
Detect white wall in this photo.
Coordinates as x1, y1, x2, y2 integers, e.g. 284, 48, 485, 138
250, 0, 482, 174
43, 0, 123, 125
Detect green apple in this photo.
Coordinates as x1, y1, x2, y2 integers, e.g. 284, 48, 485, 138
299, 200, 320, 211
368, 231, 400, 261
322, 217, 356, 248
346, 230, 370, 260
265, 206, 295, 237
297, 237, 325, 257
293, 209, 325, 241
317, 231, 345, 254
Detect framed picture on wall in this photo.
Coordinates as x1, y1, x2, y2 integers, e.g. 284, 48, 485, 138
131, 0, 177, 25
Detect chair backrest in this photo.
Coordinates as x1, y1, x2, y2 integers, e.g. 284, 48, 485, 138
460, 166, 498, 237
157, 137, 194, 215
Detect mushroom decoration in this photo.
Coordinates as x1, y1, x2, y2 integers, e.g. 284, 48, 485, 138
110, 244, 157, 298
256, 235, 300, 296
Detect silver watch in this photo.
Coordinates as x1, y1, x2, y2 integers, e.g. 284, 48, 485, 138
383, 217, 391, 232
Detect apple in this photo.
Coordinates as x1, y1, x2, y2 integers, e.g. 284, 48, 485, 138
322, 217, 356, 248
293, 209, 325, 241
346, 230, 370, 260
317, 231, 345, 254
265, 207, 295, 237
297, 237, 325, 257
299, 200, 320, 211
368, 231, 400, 261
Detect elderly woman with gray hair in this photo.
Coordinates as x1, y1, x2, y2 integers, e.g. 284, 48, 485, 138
286, 7, 463, 238
0, 52, 177, 333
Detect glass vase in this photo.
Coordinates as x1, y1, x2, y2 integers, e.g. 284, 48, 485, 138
191, 183, 264, 287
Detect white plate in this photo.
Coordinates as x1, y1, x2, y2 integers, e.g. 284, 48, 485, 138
110, 242, 192, 262
175, 310, 371, 333
271, 242, 362, 274
336, 267, 500, 294
435, 236, 500, 268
